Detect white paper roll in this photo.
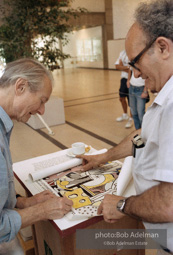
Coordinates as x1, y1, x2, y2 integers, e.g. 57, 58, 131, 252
91, 148, 107, 155
117, 156, 134, 196
29, 148, 107, 181
29, 158, 83, 181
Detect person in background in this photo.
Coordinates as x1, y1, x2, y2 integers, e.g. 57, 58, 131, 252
127, 69, 148, 129
78, 0, 173, 254
115, 50, 133, 128
0, 58, 73, 250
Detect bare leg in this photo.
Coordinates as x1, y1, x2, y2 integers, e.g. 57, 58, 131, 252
119, 97, 128, 113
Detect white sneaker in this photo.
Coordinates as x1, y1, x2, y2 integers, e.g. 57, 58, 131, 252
116, 113, 129, 122
125, 118, 133, 128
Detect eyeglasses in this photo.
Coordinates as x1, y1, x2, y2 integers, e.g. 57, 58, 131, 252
128, 38, 156, 71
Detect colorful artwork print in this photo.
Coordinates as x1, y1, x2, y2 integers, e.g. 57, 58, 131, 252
43, 161, 121, 218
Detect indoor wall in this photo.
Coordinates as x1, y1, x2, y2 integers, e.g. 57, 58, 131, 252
70, 0, 105, 12
108, 0, 151, 69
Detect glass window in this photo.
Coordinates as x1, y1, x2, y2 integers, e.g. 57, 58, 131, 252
76, 38, 102, 62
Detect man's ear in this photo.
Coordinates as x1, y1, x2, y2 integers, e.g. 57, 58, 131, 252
156, 37, 170, 59
15, 78, 28, 95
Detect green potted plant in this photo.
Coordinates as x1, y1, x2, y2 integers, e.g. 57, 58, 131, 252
0, 0, 85, 70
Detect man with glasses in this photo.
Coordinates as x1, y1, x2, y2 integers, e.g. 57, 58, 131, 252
78, 0, 173, 254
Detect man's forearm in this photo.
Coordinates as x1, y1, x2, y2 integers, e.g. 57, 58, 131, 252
16, 196, 72, 228
17, 203, 46, 228
115, 65, 129, 72
124, 182, 173, 223
16, 196, 36, 209
104, 129, 140, 162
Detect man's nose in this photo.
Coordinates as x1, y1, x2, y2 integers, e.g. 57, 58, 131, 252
37, 104, 45, 115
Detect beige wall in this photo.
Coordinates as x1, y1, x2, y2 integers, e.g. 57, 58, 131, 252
108, 39, 125, 69
107, 0, 147, 69
70, 0, 105, 12
113, 0, 139, 40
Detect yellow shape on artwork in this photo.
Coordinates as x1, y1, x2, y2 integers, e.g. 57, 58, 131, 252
64, 188, 92, 209
56, 180, 69, 190
86, 174, 115, 189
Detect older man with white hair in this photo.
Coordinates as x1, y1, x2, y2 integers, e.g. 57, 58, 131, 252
0, 58, 73, 252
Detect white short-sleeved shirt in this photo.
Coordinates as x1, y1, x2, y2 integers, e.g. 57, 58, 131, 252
133, 75, 173, 251
130, 71, 145, 87
115, 50, 129, 79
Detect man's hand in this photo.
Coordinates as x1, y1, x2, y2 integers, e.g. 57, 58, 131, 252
42, 196, 73, 220
76, 153, 107, 171
126, 80, 130, 88
98, 194, 125, 223
141, 91, 149, 99
16, 190, 57, 209
32, 190, 55, 204
18, 194, 73, 228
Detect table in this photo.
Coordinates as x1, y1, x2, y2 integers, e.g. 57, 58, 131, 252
13, 150, 145, 255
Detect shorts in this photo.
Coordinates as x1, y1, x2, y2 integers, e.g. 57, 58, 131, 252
119, 78, 129, 98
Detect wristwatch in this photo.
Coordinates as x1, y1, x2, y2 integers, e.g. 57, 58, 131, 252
116, 198, 127, 213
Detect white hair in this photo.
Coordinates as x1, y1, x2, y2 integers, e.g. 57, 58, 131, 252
0, 58, 54, 91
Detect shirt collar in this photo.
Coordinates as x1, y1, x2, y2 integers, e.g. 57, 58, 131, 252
0, 106, 13, 133
154, 75, 173, 106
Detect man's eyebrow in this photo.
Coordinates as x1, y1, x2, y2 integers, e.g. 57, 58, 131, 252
41, 96, 49, 102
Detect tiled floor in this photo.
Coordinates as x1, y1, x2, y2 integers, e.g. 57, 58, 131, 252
11, 68, 155, 254
145, 250, 157, 255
